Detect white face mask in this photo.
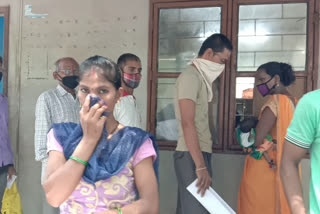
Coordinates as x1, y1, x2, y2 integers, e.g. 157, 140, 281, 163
192, 58, 225, 101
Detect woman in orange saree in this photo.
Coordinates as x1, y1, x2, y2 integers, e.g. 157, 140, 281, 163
237, 62, 297, 214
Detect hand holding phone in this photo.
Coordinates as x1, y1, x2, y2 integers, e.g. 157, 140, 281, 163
89, 96, 109, 116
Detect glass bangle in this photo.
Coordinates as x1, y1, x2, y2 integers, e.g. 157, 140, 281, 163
117, 207, 122, 214
69, 156, 88, 166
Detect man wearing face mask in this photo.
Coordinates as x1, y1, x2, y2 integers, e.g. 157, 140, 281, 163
113, 53, 142, 128
34, 57, 80, 214
173, 34, 232, 214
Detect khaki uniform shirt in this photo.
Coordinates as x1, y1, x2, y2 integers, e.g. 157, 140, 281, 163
174, 65, 212, 153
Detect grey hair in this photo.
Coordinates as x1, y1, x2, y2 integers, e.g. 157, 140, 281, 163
54, 57, 79, 72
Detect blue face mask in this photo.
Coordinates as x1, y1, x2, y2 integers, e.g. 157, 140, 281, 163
89, 96, 109, 117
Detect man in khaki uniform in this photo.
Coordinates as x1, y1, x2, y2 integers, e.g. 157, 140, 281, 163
174, 33, 232, 214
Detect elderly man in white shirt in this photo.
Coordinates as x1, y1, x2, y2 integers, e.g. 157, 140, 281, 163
34, 57, 80, 214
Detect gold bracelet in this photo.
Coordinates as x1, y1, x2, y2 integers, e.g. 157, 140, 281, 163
195, 167, 207, 172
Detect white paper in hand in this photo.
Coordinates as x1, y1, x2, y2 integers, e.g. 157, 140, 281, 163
186, 179, 236, 214
6, 175, 17, 189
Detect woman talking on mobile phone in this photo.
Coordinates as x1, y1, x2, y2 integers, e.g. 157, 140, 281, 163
42, 55, 159, 214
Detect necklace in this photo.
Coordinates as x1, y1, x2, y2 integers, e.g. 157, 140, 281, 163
107, 121, 119, 136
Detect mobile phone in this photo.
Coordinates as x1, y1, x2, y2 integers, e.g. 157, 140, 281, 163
89, 96, 109, 116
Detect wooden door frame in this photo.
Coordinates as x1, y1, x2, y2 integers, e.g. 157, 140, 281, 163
147, 0, 319, 152
148, 0, 229, 150
227, 0, 319, 151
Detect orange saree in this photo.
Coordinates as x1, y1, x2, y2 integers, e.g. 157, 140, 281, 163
237, 94, 296, 214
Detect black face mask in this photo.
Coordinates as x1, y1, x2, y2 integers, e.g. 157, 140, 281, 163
62, 76, 79, 89
0, 72, 2, 81
56, 73, 79, 89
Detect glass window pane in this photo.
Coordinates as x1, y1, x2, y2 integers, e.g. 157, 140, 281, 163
155, 78, 221, 144
156, 78, 178, 141
237, 3, 307, 72
236, 77, 255, 126
158, 7, 221, 73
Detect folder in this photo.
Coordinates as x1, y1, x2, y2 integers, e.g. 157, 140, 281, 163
186, 179, 236, 214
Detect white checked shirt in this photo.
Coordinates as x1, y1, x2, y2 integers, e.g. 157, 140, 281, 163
34, 85, 80, 162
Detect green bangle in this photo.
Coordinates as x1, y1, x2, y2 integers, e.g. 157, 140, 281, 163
117, 207, 122, 214
69, 156, 88, 166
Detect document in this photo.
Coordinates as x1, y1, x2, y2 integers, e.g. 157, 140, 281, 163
6, 175, 17, 189
186, 179, 236, 214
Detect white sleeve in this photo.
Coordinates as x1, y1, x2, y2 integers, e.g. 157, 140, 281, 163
34, 93, 52, 161
113, 96, 142, 129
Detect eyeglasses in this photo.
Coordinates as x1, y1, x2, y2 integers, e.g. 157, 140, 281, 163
57, 69, 79, 75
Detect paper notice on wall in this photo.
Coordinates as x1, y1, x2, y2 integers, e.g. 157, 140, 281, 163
24, 5, 48, 18
25, 49, 49, 79
186, 179, 236, 214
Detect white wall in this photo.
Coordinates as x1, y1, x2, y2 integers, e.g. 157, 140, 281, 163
0, 0, 316, 213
